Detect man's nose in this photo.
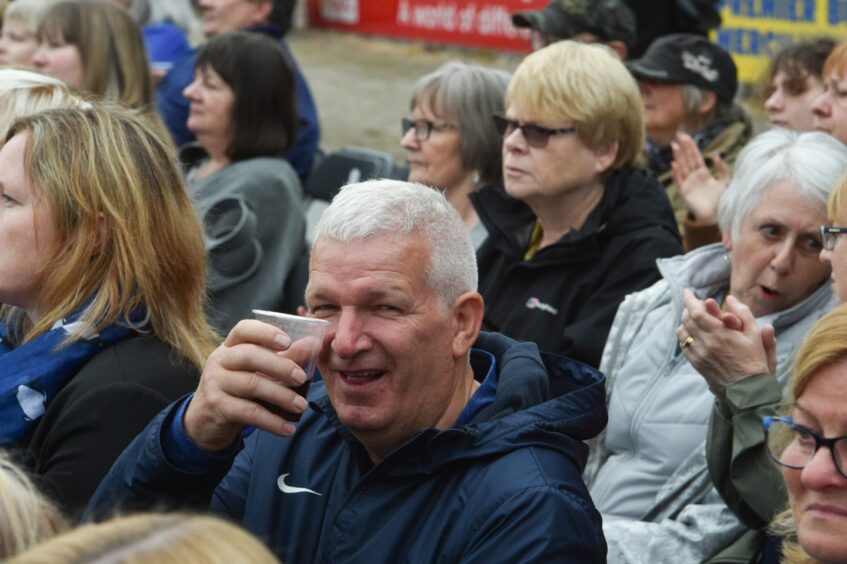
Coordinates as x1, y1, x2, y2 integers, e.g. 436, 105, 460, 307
329, 310, 373, 358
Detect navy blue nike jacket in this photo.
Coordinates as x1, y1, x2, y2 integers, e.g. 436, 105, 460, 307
87, 332, 608, 562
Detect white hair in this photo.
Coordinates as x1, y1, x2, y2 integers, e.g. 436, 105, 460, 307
2, 0, 59, 33
0, 69, 89, 141
0, 451, 67, 559
717, 129, 847, 240
0, 68, 63, 91
315, 179, 478, 308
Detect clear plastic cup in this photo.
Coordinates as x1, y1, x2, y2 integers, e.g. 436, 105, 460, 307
253, 310, 329, 421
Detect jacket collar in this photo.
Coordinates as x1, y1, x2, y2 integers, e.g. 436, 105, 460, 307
309, 331, 607, 475
472, 166, 679, 261
658, 242, 835, 330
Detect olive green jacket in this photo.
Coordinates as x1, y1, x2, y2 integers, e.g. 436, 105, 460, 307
705, 375, 786, 563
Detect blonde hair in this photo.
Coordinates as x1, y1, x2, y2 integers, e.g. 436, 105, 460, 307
0, 452, 67, 560
2, 103, 218, 370
505, 40, 644, 171
38, 0, 153, 110
3, 0, 58, 34
769, 304, 847, 563
822, 41, 847, 80
828, 170, 847, 223
8, 512, 279, 564
0, 69, 88, 141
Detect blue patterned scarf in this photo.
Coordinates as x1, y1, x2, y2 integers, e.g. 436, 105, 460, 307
0, 309, 140, 446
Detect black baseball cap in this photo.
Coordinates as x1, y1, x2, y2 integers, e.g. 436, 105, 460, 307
626, 33, 738, 104
512, 0, 637, 52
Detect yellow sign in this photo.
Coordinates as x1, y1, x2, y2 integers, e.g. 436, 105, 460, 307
716, 0, 847, 84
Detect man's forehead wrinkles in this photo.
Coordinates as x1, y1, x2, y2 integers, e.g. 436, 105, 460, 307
308, 271, 412, 298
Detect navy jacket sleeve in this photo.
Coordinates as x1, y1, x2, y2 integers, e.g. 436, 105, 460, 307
460, 485, 607, 562
84, 403, 239, 522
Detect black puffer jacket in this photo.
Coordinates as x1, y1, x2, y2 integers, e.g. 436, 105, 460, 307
471, 166, 682, 367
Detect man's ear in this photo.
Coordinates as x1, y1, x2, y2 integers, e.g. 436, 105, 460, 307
594, 140, 620, 175
252, 0, 274, 26
451, 292, 484, 359
605, 40, 628, 60
698, 90, 718, 117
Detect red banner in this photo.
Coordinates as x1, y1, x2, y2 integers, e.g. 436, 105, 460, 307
307, 0, 548, 52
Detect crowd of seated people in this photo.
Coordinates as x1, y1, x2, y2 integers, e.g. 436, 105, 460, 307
3, 0, 847, 561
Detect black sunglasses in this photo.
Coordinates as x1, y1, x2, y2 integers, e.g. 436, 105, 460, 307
492, 113, 576, 149
820, 225, 847, 251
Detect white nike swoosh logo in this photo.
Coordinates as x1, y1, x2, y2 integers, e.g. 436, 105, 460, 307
277, 473, 322, 496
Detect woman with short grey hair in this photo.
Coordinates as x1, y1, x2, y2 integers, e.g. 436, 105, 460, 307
585, 128, 847, 562
401, 61, 510, 248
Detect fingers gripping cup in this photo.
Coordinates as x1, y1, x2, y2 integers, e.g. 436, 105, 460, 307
253, 310, 329, 422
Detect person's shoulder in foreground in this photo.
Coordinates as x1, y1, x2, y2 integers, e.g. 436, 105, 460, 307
20, 334, 199, 515
87, 179, 608, 563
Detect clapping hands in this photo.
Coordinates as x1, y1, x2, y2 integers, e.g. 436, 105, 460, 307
676, 289, 776, 395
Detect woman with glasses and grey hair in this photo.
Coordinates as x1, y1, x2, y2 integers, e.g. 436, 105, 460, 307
584, 128, 847, 563
401, 61, 510, 248
469, 40, 681, 369
678, 135, 847, 563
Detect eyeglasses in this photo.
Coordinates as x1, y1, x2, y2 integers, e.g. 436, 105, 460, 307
820, 225, 847, 251
763, 416, 847, 480
401, 118, 457, 142
492, 114, 577, 149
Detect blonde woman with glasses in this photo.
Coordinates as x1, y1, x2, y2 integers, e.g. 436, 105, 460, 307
765, 305, 847, 563
470, 40, 682, 369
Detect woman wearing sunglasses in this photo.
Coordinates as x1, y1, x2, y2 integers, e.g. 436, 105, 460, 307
401, 61, 510, 249
469, 40, 681, 368
765, 305, 847, 563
